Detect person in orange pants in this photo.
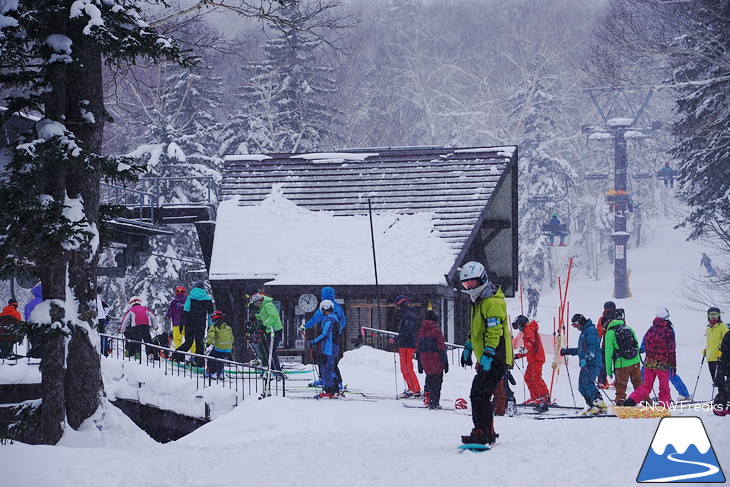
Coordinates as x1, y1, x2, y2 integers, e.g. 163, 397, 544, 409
512, 315, 550, 411
394, 295, 421, 397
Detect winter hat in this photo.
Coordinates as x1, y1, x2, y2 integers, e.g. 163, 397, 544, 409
655, 307, 670, 320
393, 295, 409, 308
212, 310, 224, 320
425, 310, 439, 322
571, 313, 587, 327
8, 298, 18, 307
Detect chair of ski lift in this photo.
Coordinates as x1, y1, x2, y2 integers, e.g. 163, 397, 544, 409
584, 172, 609, 181
605, 188, 634, 213
632, 172, 654, 180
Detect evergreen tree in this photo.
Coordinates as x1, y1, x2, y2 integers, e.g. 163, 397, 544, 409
0, 0, 186, 444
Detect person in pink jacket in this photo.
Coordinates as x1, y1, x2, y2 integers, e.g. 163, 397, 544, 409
120, 296, 158, 359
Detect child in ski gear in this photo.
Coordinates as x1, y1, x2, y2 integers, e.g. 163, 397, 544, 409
561, 313, 606, 415
625, 308, 676, 408
459, 261, 513, 446
712, 330, 730, 416
595, 301, 615, 389
526, 287, 540, 317
205, 311, 234, 380
120, 296, 158, 359
416, 310, 449, 409
512, 315, 550, 411
604, 309, 643, 404
704, 307, 728, 387
173, 282, 214, 368
302, 287, 347, 391
394, 295, 421, 397
252, 292, 284, 376
0, 299, 21, 359
167, 286, 193, 351
310, 300, 340, 397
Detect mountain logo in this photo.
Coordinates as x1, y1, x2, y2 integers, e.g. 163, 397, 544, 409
637, 417, 725, 483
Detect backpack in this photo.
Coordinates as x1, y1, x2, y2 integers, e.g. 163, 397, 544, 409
613, 323, 638, 360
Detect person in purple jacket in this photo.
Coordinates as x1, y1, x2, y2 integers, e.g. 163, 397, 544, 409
24, 284, 44, 358
416, 310, 449, 409
166, 286, 191, 351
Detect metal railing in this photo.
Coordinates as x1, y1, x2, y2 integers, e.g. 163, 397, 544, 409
359, 326, 463, 364
100, 333, 286, 403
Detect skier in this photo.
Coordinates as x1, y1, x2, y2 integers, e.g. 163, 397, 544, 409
546, 212, 566, 246
0, 299, 21, 359
251, 292, 284, 377
309, 300, 340, 397
97, 289, 111, 357
173, 282, 214, 368
301, 286, 347, 391
704, 307, 729, 387
624, 308, 676, 408
701, 253, 717, 277
560, 313, 606, 415
595, 301, 615, 389
512, 315, 550, 411
458, 261, 513, 446
712, 329, 730, 416
604, 309, 643, 405
166, 286, 193, 352
416, 309, 449, 409
526, 287, 540, 317
205, 310, 234, 380
394, 295, 421, 398
120, 296, 158, 360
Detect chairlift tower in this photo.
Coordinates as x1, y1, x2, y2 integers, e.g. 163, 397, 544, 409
582, 87, 654, 299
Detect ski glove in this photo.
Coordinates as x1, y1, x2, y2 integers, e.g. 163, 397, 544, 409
559, 348, 567, 356
418, 363, 424, 374
579, 358, 587, 368
443, 362, 449, 374
461, 341, 473, 367
298, 324, 306, 332
479, 347, 495, 371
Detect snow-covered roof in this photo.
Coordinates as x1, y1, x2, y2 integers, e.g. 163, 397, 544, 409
213, 146, 517, 286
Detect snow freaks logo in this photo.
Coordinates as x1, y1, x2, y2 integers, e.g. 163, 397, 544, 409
637, 417, 726, 483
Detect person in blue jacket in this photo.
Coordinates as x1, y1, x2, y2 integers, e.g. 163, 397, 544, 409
309, 300, 340, 397
561, 313, 607, 415
546, 212, 566, 246
301, 286, 347, 389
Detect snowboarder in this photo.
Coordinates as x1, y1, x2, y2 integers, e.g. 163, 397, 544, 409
704, 307, 729, 387
416, 309, 449, 409
512, 315, 550, 411
595, 301, 615, 389
0, 298, 21, 359
604, 309, 643, 405
458, 261, 513, 446
394, 295, 421, 397
309, 300, 340, 397
624, 308, 676, 408
120, 296, 158, 360
701, 253, 717, 277
560, 313, 606, 415
546, 212, 566, 246
526, 287, 540, 317
205, 310, 234, 380
173, 282, 214, 368
251, 292, 284, 377
301, 286, 347, 391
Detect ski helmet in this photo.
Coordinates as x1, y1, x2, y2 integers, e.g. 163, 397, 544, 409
552, 212, 558, 218
175, 286, 187, 295
425, 310, 440, 322
459, 261, 487, 285
129, 296, 142, 306
393, 295, 409, 308
251, 293, 265, 304
512, 315, 529, 330
603, 301, 616, 311
708, 306, 721, 323
454, 398, 468, 410
320, 299, 334, 312
8, 298, 18, 307
212, 310, 224, 320
655, 307, 670, 320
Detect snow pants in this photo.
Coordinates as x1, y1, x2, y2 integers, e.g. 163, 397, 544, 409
172, 326, 196, 354
470, 361, 507, 435
709, 361, 726, 387
614, 363, 642, 402
124, 325, 153, 358
175, 323, 206, 367
321, 353, 337, 394
579, 363, 601, 405
208, 349, 232, 375
524, 360, 549, 400
399, 347, 421, 394
425, 373, 444, 407
630, 368, 670, 407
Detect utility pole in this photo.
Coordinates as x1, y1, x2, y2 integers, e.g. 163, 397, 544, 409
582, 88, 654, 299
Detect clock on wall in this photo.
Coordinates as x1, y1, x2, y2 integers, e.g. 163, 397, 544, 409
298, 293, 318, 313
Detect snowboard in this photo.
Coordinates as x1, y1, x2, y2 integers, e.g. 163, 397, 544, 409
458, 443, 490, 453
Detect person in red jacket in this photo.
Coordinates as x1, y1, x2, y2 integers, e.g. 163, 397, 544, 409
512, 315, 550, 411
0, 299, 22, 358
416, 310, 449, 409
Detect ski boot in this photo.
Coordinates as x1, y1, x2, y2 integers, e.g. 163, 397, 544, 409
583, 398, 608, 415
506, 397, 517, 417
677, 394, 692, 402
461, 428, 498, 446
534, 395, 550, 413
423, 391, 431, 407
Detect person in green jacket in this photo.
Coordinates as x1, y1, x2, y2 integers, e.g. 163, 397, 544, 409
252, 293, 284, 376
205, 310, 234, 380
704, 307, 729, 387
458, 261, 513, 447
604, 309, 642, 405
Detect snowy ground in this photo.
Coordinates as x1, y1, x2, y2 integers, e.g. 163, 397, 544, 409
2, 216, 730, 487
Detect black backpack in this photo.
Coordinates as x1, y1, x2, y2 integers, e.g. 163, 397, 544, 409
613, 323, 638, 360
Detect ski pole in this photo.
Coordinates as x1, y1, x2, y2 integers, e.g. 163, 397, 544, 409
596, 380, 615, 405
691, 355, 705, 400
564, 356, 577, 408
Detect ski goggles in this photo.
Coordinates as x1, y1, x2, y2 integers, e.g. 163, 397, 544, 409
708, 311, 721, 320
461, 279, 480, 290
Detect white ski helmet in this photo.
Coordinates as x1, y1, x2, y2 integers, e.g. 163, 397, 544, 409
320, 299, 335, 312
129, 296, 142, 306
251, 293, 265, 304
459, 261, 487, 285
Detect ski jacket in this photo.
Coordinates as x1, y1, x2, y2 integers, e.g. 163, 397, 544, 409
207, 320, 234, 353
255, 296, 283, 335
24, 284, 42, 321
0, 304, 21, 322
165, 294, 187, 328
304, 287, 347, 333
396, 305, 419, 350
548, 216, 561, 225
0, 305, 21, 343
515, 320, 545, 363
120, 304, 157, 333
719, 331, 730, 370
562, 319, 602, 368
642, 318, 676, 371
311, 314, 339, 356
466, 283, 513, 367
416, 319, 447, 375
604, 319, 640, 376
596, 309, 613, 339
182, 287, 214, 330
705, 321, 729, 362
